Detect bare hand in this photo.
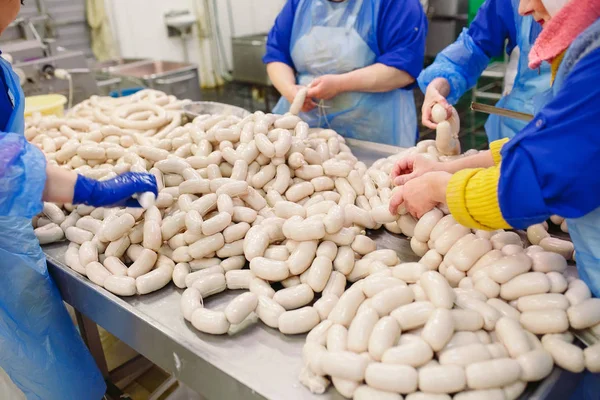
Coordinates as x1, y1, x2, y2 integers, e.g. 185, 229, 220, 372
389, 172, 452, 219
422, 78, 452, 129
390, 154, 444, 186
286, 85, 317, 112
307, 75, 344, 101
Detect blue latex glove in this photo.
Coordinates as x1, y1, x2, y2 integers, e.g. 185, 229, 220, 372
73, 172, 158, 208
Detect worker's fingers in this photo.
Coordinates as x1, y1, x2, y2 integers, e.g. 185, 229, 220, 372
393, 172, 417, 187
422, 115, 438, 130
440, 100, 453, 120
302, 101, 318, 113
306, 85, 322, 99
390, 156, 415, 179
421, 103, 438, 129
389, 187, 405, 215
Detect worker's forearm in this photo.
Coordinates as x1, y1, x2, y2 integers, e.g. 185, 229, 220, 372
266, 62, 297, 101
339, 63, 414, 93
442, 151, 495, 173
43, 164, 77, 203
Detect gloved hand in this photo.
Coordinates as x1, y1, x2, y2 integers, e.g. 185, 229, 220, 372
72, 172, 158, 208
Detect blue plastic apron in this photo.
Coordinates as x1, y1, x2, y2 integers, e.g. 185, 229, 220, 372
0, 56, 106, 400
273, 0, 418, 147
485, 0, 551, 141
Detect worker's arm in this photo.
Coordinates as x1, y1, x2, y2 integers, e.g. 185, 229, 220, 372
42, 164, 76, 203
390, 143, 502, 186
307, 0, 427, 100
43, 164, 158, 207
336, 63, 415, 93
263, 0, 314, 110
417, 0, 518, 104
266, 62, 298, 104
448, 48, 600, 230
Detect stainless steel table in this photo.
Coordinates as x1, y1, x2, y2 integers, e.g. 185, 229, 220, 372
45, 139, 581, 400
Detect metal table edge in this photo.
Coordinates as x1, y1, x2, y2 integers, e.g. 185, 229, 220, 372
46, 253, 268, 400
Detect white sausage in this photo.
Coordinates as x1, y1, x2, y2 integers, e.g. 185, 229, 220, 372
391, 301, 435, 330
419, 271, 455, 309
104, 275, 136, 296
225, 292, 258, 324
517, 349, 553, 381
278, 306, 320, 334
517, 293, 569, 312
250, 257, 290, 282
438, 343, 491, 366
421, 309, 454, 352
191, 308, 230, 335
347, 306, 379, 353
465, 358, 521, 389
191, 273, 226, 298
519, 309, 569, 335
382, 337, 433, 368
85, 261, 111, 286
368, 316, 401, 361
364, 363, 418, 394
542, 337, 585, 373
500, 272, 550, 301
328, 287, 366, 327
127, 249, 158, 278
567, 298, 600, 329
256, 295, 285, 328
494, 317, 531, 358
418, 365, 466, 394
273, 283, 315, 310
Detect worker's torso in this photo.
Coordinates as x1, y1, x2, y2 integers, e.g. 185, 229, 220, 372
487, 0, 551, 141
549, 18, 600, 297
273, 0, 418, 147
0, 55, 24, 135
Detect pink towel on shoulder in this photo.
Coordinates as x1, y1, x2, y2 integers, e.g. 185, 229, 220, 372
529, 0, 600, 68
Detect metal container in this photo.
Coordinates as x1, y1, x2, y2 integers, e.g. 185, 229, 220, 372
231, 34, 271, 86
426, 0, 468, 57
109, 60, 201, 100
89, 58, 147, 74
183, 101, 250, 120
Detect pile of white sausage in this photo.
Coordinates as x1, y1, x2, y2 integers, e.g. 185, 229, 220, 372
27, 90, 600, 399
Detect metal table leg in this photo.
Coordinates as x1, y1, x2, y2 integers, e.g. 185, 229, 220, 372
75, 309, 110, 378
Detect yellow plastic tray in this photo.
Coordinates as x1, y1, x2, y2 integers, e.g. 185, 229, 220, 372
24, 94, 67, 117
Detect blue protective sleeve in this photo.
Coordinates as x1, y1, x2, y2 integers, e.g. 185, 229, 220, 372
73, 172, 158, 208
0, 132, 46, 218
263, 0, 299, 68
417, 0, 517, 103
375, 0, 427, 79
498, 48, 600, 229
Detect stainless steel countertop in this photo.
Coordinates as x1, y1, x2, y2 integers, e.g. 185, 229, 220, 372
45, 139, 581, 400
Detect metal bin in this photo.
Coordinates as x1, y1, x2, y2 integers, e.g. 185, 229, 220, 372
109, 60, 201, 100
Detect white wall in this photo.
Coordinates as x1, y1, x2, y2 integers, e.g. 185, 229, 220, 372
107, 0, 285, 70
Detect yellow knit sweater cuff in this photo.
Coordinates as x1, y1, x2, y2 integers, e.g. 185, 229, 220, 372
490, 138, 510, 166
446, 167, 512, 230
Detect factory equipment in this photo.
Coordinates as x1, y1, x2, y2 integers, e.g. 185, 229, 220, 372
426, 0, 469, 57
164, 10, 197, 63
1, 14, 98, 106
109, 60, 201, 101
231, 34, 271, 86
89, 58, 148, 97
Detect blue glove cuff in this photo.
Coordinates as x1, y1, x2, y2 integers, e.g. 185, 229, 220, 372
73, 173, 158, 208
72, 175, 97, 206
